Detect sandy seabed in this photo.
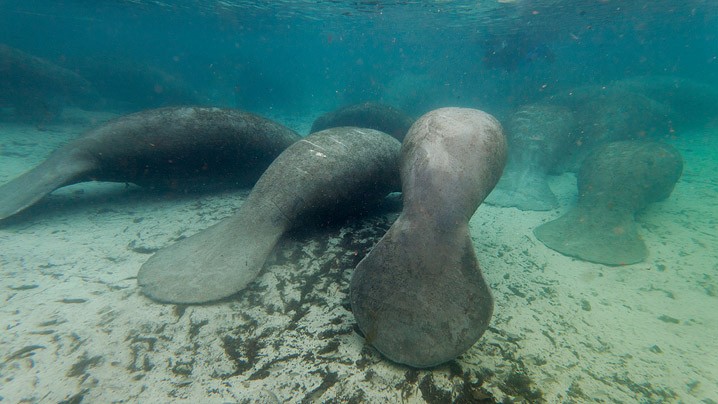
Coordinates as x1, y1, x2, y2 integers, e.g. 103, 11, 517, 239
0, 109, 716, 403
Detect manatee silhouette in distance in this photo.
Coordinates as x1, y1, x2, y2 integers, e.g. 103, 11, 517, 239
139, 127, 401, 304
486, 103, 576, 211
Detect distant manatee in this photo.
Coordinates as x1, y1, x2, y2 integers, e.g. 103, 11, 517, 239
310, 102, 414, 141
71, 56, 201, 110
0, 107, 300, 221
485, 103, 577, 211
0, 44, 96, 121
549, 85, 671, 173
534, 141, 683, 265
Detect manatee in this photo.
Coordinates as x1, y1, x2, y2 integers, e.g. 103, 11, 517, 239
485, 103, 577, 211
549, 85, 672, 173
310, 102, 415, 141
534, 141, 683, 265
0, 43, 97, 121
0, 106, 300, 221
138, 127, 401, 304
350, 107, 507, 368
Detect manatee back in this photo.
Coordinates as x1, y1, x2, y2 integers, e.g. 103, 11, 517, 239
76, 107, 301, 189
400, 107, 507, 223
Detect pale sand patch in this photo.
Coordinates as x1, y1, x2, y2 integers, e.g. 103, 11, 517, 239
0, 114, 715, 402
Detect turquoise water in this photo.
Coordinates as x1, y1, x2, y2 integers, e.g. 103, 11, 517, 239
1, 1, 717, 402
2, 0, 716, 120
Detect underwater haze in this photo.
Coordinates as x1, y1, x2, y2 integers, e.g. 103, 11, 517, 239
1, 0, 717, 402
2, 0, 717, 117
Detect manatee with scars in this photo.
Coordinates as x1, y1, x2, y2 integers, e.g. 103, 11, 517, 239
138, 127, 401, 304
350, 107, 507, 368
0, 106, 300, 221
534, 140, 683, 265
485, 103, 576, 211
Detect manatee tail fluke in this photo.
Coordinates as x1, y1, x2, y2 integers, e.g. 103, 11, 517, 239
533, 208, 646, 265
350, 215, 494, 368
485, 167, 558, 211
0, 152, 93, 221
137, 201, 286, 304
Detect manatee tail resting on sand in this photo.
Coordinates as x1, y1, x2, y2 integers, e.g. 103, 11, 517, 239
138, 127, 401, 304
350, 107, 507, 368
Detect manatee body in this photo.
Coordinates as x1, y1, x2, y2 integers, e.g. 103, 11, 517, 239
350, 107, 507, 368
310, 102, 414, 141
550, 85, 672, 173
0, 106, 301, 221
0, 44, 97, 120
534, 140, 683, 265
486, 103, 577, 211
138, 127, 401, 304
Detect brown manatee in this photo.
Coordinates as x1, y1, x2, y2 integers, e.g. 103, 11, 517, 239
0, 106, 300, 221
138, 127, 401, 304
310, 102, 415, 141
534, 140, 683, 265
350, 107, 507, 368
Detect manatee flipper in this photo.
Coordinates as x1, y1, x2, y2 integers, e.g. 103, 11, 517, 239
350, 107, 507, 368
486, 168, 558, 211
534, 207, 646, 265
0, 149, 94, 220
139, 127, 401, 304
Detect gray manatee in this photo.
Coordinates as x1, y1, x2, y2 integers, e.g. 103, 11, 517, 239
138, 127, 401, 304
485, 103, 576, 211
350, 107, 507, 368
0, 106, 300, 221
534, 140, 683, 265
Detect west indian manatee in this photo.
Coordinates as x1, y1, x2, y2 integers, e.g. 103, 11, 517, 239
310, 102, 415, 141
485, 103, 577, 211
0, 106, 300, 221
547, 85, 672, 173
350, 107, 507, 368
534, 140, 683, 265
0, 43, 96, 121
138, 127, 401, 304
